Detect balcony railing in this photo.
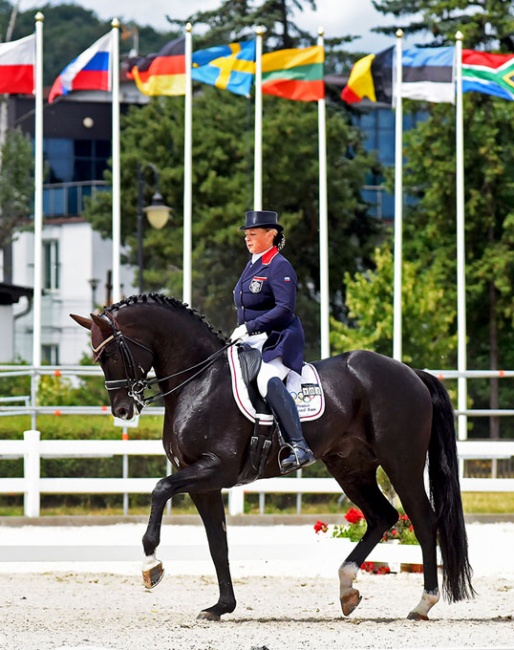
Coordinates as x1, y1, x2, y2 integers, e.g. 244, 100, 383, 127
43, 181, 108, 218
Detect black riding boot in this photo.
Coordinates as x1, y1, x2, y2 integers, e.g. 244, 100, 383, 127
266, 377, 315, 474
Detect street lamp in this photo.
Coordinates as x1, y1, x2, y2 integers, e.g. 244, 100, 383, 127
137, 162, 172, 294
88, 278, 100, 312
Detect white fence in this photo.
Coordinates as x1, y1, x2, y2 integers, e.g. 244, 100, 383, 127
1, 431, 514, 517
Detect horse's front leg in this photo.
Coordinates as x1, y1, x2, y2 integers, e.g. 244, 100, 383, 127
189, 491, 236, 621
141, 454, 237, 614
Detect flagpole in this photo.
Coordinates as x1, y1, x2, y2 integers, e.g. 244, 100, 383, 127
183, 22, 193, 306
253, 26, 264, 210
317, 28, 330, 359
392, 29, 403, 361
111, 18, 121, 303
31, 12, 44, 427
455, 31, 467, 440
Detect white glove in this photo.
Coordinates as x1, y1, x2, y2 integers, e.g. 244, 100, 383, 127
230, 323, 249, 342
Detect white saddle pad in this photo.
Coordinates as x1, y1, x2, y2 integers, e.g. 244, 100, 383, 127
227, 344, 325, 425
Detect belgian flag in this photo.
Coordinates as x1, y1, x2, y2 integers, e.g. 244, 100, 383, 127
341, 46, 393, 105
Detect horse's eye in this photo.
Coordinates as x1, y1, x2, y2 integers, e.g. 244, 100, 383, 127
104, 349, 121, 363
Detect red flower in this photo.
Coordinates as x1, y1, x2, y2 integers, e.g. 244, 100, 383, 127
376, 564, 391, 574
360, 561, 374, 572
314, 520, 328, 534
344, 507, 365, 524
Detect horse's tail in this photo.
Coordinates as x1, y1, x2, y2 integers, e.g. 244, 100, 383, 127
414, 369, 475, 602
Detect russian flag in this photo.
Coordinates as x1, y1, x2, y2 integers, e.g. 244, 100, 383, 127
0, 33, 35, 95
49, 32, 112, 103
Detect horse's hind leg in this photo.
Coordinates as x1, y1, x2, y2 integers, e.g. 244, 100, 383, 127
190, 491, 236, 621
324, 457, 399, 617
387, 474, 440, 620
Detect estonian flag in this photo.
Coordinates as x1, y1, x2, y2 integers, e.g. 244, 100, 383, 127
402, 46, 455, 103
342, 45, 455, 105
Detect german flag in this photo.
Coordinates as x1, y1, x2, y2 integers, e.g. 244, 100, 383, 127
341, 46, 393, 104
129, 37, 186, 96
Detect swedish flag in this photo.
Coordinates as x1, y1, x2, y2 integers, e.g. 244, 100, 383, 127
192, 40, 256, 97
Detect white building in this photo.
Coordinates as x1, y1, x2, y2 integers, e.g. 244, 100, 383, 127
2, 86, 144, 365
11, 223, 135, 364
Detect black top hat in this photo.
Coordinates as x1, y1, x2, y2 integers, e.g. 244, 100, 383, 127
239, 210, 284, 231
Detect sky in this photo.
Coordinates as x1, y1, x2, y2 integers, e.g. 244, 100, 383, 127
19, 0, 413, 52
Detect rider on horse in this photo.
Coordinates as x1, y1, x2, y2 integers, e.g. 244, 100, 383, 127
230, 210, 315, 473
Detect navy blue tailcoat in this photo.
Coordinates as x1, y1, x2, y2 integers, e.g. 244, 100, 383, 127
233, 246, 305, 375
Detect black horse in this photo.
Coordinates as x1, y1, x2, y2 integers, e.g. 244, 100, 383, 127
71, 293, 474, 621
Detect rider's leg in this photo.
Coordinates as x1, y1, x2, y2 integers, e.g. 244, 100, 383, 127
257, 359, 315, 473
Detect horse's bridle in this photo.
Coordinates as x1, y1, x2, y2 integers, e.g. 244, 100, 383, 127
92, 311, 233, 409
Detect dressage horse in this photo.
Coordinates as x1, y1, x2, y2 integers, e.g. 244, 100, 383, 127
71, 293, 474, 621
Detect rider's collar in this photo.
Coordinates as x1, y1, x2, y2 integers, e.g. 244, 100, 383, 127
259, 246, 279, 265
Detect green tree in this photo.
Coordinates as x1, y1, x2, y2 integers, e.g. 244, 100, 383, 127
0, 126, 33, 250
12, 3, 180, 86
398, 97, 514, 438
174, 0, 318, 48
371, 0, 514, 437
372, 0, 514, 50
331, 243, 457, 368
84, 86, 381, 359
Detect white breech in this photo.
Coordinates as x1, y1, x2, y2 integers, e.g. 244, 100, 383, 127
256, 357, 289, 397
244, 333, 290, 398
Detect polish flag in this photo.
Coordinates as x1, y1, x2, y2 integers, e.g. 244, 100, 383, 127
0, 34, 35, 95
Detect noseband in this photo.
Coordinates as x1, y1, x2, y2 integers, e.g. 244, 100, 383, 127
93, 311, 234, 409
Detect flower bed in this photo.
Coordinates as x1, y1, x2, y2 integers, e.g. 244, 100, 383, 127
314, 508, 428, 574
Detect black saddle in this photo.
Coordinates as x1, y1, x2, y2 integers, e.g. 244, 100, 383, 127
237, 343, 271, 415
236, 343, 276, 483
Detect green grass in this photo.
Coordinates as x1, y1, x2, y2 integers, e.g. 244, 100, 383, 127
461, 492, 514, 514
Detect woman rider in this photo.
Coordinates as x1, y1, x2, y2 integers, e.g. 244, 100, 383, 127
230, 210, 315, 473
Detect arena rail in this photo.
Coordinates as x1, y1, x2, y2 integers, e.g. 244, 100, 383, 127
1, 431, 514, 517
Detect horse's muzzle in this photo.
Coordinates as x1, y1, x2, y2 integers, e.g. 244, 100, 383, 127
112, 399, 141, 420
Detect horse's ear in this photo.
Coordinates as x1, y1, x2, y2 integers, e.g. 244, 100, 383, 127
70, 313, 93, 331
91, 312, 113, 333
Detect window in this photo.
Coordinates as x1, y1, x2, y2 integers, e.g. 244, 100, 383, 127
42, 344, 59, 365
43, 240, 60, 291
44, 138, 110, 183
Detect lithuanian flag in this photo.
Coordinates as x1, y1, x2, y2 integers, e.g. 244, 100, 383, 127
129, 37, 186, 96
261, 45, 324, 101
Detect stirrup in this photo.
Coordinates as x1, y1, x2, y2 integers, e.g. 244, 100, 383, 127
278, 443, 315, 474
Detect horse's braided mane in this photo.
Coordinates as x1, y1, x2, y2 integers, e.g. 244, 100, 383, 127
103, 293, 229, 344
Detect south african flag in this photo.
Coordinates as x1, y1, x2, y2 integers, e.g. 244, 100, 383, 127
462, 50, 514, 101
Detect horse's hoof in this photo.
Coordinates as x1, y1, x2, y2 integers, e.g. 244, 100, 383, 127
197, 610, 221, 622
142, 559, 165, 590
407, 610, 429, 621
340, 588, 362, 616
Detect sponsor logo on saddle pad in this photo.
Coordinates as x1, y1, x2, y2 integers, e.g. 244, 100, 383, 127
228, 345, 325, 424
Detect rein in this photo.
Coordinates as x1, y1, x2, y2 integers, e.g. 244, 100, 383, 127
142, 343, 233, 405
95, 311, 234, 409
